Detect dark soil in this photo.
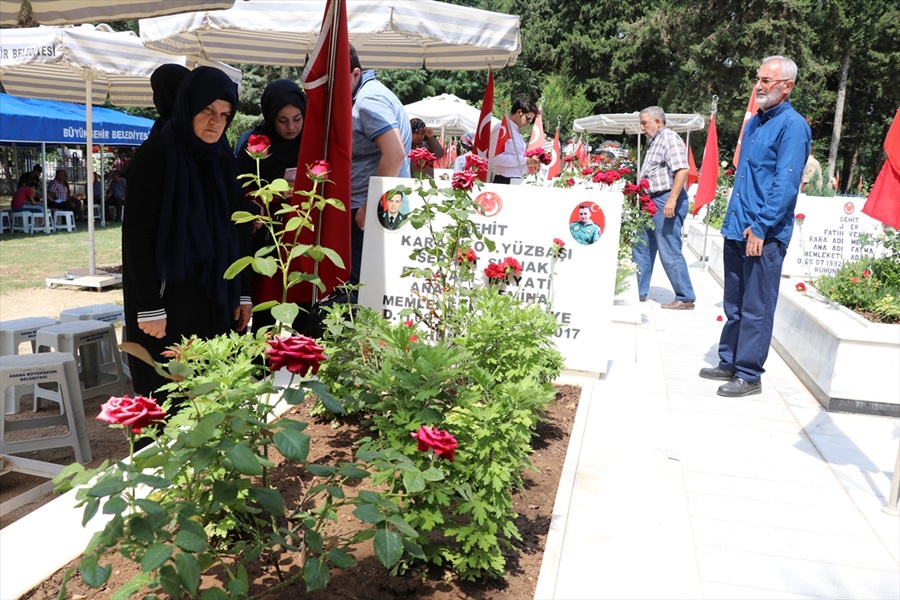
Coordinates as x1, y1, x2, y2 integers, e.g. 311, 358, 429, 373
18, 384, 580, 599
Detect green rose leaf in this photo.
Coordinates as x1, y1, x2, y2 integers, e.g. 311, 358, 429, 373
224, 256, 253, 279
102, 495, 128, 515
388, 514, 418, 538
249, 487, 285, 515
109, 572, 152, 600
200, 589, 231, 600
80, 555, 112, 588
174, 519, 209, 553
86, 475, 128, 498
306, 463, 337, 477
140, 543, 173, 572
129, 516, 156, 543
225, 444, 264, 476
271, 302, 300, 326
352, 503, 385, 524
421, 466, 445, 482
134, 474, 171, 489
320, 247, 345, 269
273, 429, 310, 462
373, 528, 404, 569
327, 547, 357, 569
175, 551, 201, 596
253, 255, 278, 277
402, 469, 426, 494
303, 556, 330, 592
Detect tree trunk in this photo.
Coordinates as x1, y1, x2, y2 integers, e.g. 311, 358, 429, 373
827, 47, 851, 182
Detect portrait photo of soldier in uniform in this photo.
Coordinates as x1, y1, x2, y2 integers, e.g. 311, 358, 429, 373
569, 203, 603, 245
379, 190, 409, 231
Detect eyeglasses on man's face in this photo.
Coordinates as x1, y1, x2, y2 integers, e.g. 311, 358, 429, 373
752, 76, 789, 88
522, 112, 536, 124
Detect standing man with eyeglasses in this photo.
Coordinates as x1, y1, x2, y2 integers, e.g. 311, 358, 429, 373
491, 97, 540, 184
633, 106, 696, 309
700, 55, 811, 397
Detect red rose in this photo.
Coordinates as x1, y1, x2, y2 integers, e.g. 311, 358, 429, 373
862, 269, 872, 278
618, 167, 632, 175
265, 335, 327, 376
795, 282, 807, 292
716, 315, 723, 322
581, 166, 593, 176
795, 213, 805, 221
410, 425, 458, 462
605, 170, 621, 182
452, 170, 477, 191
465, 154, 488, 172
540, 152, 552, 166
97, 395, 166, 435
638, 178, 651, 190
246, 133, 271, 158
524, 148, 544, 158
623, 182, 640, 196
456, 248, 477, 263
408, 147, 437, 167
563, 155, 577, 163
565, 178, 576, 187
592, 171, 606, 184
308, 159, 331, 180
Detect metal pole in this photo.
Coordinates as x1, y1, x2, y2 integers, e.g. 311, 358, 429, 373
699, 96, 718, 271
884, 441, 900, 515
85, 72, 96, 275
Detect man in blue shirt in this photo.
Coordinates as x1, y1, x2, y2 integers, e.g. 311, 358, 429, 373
700, 55, 811, 397
348, 44, 411, 300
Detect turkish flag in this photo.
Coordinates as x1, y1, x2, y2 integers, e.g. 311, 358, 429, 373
863, 107, 900, 229
693, 114, 719, 216
687, 146, 699, 188
527, 110, 546, 152
547, 127, 561, 179
445, 142, 457, 170
474, 70, 494, 182
273, 0, 352, 305
733, 89, 758, 168
492, 114, 512, 157
575, 140, 588, 167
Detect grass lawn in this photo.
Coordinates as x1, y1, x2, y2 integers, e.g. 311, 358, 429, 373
0, 219, 122, 295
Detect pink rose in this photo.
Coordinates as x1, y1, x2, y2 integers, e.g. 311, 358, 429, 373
246, 133, 271, 158
410, 425, 458, 462
97, 395, 166, 435
307, 159, 331, 180
266, 335, 327, 376
452, 170, 477, 191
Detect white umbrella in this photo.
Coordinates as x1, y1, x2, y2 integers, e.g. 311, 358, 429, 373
573, 112, 706, 172
404, 93, 482, 137
0, 0, 235, 26
139, 0, 521, 70
0, 24, 241, 274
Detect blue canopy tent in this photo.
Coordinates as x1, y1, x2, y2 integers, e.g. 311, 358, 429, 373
1, 92, 152, 229
0, 92, 152, 146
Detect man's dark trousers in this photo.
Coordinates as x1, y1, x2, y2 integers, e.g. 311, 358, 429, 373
717, 238, 787, 382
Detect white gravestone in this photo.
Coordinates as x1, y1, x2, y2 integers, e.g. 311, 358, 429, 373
358, 177, 623, 374
783, 195, 883, 279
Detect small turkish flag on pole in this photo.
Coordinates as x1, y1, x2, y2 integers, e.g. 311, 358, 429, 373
474, 70, 494, 182
693, 113, 720, 216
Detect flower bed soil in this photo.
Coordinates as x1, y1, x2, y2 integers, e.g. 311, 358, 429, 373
20, 384, 580, 599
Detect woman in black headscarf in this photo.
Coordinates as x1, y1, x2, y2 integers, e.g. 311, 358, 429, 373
148, 63, 190, 138
123, 66, 251, 399
235, 79, 310, 335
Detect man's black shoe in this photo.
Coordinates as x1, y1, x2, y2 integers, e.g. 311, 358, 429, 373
699, 366, 735, 381
717, 377, 762, 397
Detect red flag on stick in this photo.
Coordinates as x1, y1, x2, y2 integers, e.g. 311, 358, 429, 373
474, 70, 494, 182
733, 90, 758, 168
693, 113, 719, 216
492, 114, 512, 157
289, 0, 352, 304
547, 127, 561, 179
687, 146, 699, 188
527, 110, 546, 152
863, 107, 900, 229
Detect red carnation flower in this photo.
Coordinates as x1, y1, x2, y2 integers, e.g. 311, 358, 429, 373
503, 256, 523, 276
795, 282, 807, 292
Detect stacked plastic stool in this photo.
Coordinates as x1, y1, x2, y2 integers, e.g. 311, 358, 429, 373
36, 320, 128, 401
59, 304, 126, 367
0, 316, 59, 414
0, 352, 93, 463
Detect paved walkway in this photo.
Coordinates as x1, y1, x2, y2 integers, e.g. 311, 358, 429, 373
536, 249, 900, 599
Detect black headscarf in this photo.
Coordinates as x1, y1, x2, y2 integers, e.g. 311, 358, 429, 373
156, 66, 241, 313
148, 64, 190, 138
237, 79, 307, 184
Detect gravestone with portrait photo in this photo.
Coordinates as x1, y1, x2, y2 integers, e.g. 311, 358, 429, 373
358, 177, 622, 374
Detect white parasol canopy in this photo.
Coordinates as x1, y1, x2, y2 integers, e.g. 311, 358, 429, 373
573, 112, 706, 172
404, 93, 485, 137
0, 24, 241, 273
139, 0, 521, 70
0, 0, 235, 26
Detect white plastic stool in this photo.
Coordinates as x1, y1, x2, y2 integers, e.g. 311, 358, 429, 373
92, 203, 102, 221
0, 211, 10, 233
52, 210, 75, 232
0, 352, 93, 463
36, 320, 127, 400
59, 304, 126, 367
10, 212, 33, 234
0, 317, 60, 415
31, 211, 56, 234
